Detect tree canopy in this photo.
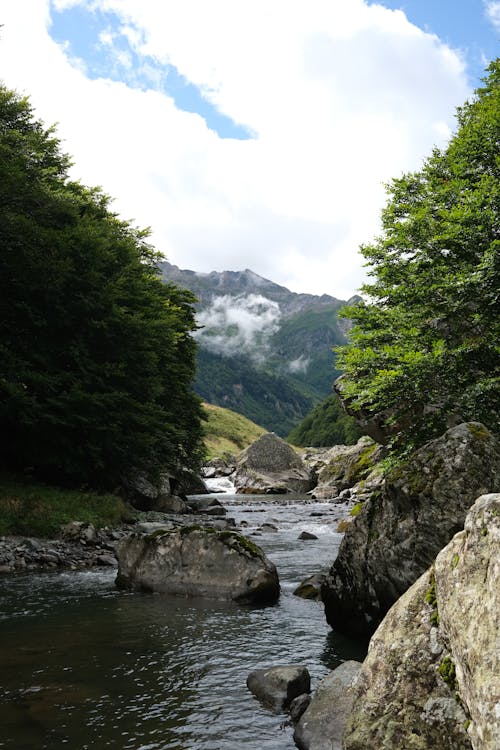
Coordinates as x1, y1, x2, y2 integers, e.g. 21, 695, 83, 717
0, 84, 205, 489
336, 59, 500, 453
287, 394, 362, 447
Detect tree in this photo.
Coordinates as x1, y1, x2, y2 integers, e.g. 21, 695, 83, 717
0, 84, 205, 489
287, 394, 362, 447
335, 60, 500, 454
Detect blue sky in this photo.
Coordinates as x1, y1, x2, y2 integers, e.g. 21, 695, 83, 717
0, 1, 498, 297
371, 1, 499, 85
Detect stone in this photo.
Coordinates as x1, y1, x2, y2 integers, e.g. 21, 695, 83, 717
233, 433, 313, 494
60, 521, 97, 544
433, 493, 500, 750
154, 495, 190, 514
293, 574, 325, 600
289, 694, 311, 722
247, 665, 310, 712
294, 661, 362, 750
311, 437, 383, 500
298, 531, 317, 540
343, 570, 471, 750
322, 423, 500, 636
116, 526, 280, 603
96, 554, 118, 567
343, 494, 500, 749
187, 496, 226, 512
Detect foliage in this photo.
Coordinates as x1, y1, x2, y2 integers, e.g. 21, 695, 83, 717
0, 85, 205, 490
0, 474, 131, 537
202, 403, 265, 459
336, 60, 500, 452
195, 348, 313, 435
287, 394, 363, 446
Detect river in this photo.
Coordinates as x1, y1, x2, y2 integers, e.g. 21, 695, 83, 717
0, 493, 366, 750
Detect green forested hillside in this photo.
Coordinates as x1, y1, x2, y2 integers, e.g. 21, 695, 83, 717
287, 394, 363, 447
0, 85, 204, 490
195, 349, 314, 435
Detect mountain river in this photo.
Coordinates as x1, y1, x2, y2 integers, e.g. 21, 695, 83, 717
0, 493, 366, 749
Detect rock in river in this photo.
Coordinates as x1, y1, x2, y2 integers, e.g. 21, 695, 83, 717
233, 433, 313, 494
322, 423, 500, 636
294, 660, 362, 750
115, 526, 280, 604
342, 493, 500, 750
246, 664, 310, 712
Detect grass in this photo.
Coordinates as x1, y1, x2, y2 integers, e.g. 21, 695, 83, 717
0, 474, 132, 538
202, 402, 266, 460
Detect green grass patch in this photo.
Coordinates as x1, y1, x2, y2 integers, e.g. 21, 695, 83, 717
0, 474, 131, 538
202, 403, 266, 460
350, 502, 364, 517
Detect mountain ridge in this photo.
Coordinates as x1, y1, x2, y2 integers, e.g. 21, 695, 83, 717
159, 260, 358, 435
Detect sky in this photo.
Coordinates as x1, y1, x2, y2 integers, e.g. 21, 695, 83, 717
0, 1, 498, 299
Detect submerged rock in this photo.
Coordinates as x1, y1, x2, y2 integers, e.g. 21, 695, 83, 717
322, 423, 500, 636
115, 526, 280, 603
343, 493, 500, 750
246, 664, 310, 712
233, 433, 313, 494
294, 661, 362, 750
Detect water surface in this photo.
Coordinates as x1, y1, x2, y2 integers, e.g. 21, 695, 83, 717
0, 495, 365, 749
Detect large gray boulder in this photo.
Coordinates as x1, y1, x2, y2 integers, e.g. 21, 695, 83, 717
433, 493, 500, 750
322, 423, 500, 635
293, 660, 362, 750
233, 433, 313, 494
116, 526, 280, 603
343, 493, 500, 750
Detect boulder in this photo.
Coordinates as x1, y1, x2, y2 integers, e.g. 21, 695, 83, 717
293, 574, 326, 600
343, 571, 471, 750
60, 521, 97, 544
298, 531, 318, 540
433, 493, 500, 750
322, 423, 500, 636
246, 664, 310, 712
115, 526, 280, 604
154, 495, 190, 514
343, 493, 499, 750
294, 661, 362, 750
187, 496, 226, 512
310, 437, 383, 500
233, 433, 313, 494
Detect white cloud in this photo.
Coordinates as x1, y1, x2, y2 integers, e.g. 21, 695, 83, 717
194, 294, 281, 361
485, 1, 500, 31
0, 0, 470, 298
288, 356, 311, 374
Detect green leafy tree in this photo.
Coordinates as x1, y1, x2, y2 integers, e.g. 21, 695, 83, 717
336, 60, 500, 453
287, 394, 362, 447
0, 85, 205, 489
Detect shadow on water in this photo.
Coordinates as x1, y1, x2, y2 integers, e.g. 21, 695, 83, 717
321, 629, 369, 672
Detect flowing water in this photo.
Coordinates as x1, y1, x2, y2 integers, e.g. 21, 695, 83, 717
0, 494, 366, 750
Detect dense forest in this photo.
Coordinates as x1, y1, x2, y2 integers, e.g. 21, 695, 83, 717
0, 85, 205, 491
287, 394, 362, 447
336, 59, 500, 455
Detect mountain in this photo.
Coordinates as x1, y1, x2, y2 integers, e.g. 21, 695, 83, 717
159, 261, 358, 435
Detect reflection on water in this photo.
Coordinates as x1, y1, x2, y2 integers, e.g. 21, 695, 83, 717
0, 497, 366, 749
